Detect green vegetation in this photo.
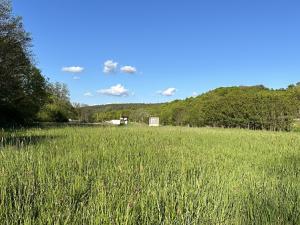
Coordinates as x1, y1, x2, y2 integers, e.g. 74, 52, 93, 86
37, 82, 76, 122
293, 119, 300, 132
80, 85, 300, 131
0, 0, 48, 125
0, 126, 299, 224
0, 0, 75, 126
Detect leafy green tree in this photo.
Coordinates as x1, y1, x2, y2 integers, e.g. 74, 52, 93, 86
0, 0, 47, 125
37, 82, 76, 122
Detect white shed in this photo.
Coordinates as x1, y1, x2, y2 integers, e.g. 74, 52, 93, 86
149, 117, 159, 127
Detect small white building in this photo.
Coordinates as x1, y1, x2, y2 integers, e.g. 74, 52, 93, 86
149, 117, 159, 127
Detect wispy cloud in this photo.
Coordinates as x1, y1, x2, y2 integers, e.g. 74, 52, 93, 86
192, 91, 198, 97
103, 60, 118, 74
158, 87, 177, 96
97, 84, 129, 96
84, 92, 93, 97
62, 66, 84, 73
73, 76, 80, 80
120, 65, 137, 74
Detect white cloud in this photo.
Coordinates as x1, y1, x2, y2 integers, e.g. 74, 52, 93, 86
84, 92, 93, 97
120, 65, 137, 74
62, 66, 84, 73
73, 76, 80, 80
192, 92, 198, 97
97, 84, 129, 96
103, 60, 118, 74
159, 87, 177, 96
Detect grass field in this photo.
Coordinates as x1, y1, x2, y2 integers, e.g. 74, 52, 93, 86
0, 126, 299, 224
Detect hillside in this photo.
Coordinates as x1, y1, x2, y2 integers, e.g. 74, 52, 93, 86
77, 84, 300, 131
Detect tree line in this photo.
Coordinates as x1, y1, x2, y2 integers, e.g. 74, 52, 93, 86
0, 0, 75, 126
82, 85, 300, 131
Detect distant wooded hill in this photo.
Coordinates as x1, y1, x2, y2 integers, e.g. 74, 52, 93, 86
76, 84, 300, 131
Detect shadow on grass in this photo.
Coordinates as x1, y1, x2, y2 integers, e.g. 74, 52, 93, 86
0, 134, 60, 149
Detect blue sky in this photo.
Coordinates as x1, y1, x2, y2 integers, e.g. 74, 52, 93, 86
13, 0, 300, 105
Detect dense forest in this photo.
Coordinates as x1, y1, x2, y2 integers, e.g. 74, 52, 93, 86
1, 0, 300, 131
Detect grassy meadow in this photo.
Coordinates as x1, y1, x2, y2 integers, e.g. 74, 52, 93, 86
0, 126, 299, 224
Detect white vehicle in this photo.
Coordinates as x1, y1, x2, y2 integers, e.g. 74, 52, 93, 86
109, 120, 121, 125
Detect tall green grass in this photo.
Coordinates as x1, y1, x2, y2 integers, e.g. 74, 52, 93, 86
0, 126, 299, 224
